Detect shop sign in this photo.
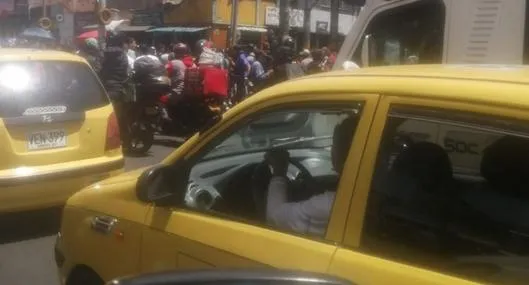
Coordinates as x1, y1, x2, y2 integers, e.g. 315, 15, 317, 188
131, 10, 163, 26
265, 6, 303, 28
28, 0, 95, 12
316, 20, 328, 33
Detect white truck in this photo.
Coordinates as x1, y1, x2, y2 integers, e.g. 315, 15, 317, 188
336, 0, 528, 68
335, 0, 529, 180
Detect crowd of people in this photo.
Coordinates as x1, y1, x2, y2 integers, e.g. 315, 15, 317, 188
7, 32, 343, 145
74, 34, 340, 99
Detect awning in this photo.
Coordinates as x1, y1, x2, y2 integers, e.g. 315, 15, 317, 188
147, 27, 209, 33
82, 20, 129, 32
237, 26, 267, 33
116, 25, 152, 32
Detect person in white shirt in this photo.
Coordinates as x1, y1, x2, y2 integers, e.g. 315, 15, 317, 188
265, 115, 359, 236
134, 45, 161, 63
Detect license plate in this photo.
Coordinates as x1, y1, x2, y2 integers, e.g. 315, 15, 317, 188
145, 107, 158, 115
27, 129, 67, 151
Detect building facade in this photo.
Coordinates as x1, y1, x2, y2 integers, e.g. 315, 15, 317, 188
163, 0, 274, 49
0, 0, 30, 38
289, 0, 359, 48
163, 0, 358, 49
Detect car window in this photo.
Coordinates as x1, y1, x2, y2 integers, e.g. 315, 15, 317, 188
0, 61, 108, 118
351, 0, 445, 66
184, 104, 363, 239
361, 105, 529, 284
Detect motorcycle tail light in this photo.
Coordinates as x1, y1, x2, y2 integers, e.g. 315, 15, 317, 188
160, 94, 170, 104
105, 112, 121, 151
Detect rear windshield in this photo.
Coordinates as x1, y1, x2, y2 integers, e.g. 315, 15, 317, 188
0, 61, 108, 117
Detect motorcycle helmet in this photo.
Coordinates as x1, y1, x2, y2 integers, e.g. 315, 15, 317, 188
281, 35, 295, 50
84, 37, 99, 51
195, 39, 213, 54
139, 44, 156, 55
173, 42, 189, 57
106, 31, 126, 48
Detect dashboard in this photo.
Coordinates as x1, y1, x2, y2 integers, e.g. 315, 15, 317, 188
184, 148, 337, 214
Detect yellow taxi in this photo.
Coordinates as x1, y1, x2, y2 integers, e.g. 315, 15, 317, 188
0, 49, 123, 213
57, 65, 529, 285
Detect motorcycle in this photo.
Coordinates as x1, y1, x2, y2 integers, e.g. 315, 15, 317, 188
157, 93, 225, 138
123, 75, 170, 154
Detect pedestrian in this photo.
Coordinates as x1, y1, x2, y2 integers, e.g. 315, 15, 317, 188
299, 49, 312, 73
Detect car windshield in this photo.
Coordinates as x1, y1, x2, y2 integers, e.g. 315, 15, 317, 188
203, 108, 360, 161
0, 61, 108, 118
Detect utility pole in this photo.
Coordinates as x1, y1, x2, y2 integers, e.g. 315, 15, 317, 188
303, 0, 311, 49
303, 0, 321, 49
279, 0, 290, 39
97, 0, 106, 49
42, 0, 46, 18
330, 0, 339, 46
229, 0, 239, 47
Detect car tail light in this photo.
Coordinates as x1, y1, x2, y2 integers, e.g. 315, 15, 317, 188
105, 112, 121, 151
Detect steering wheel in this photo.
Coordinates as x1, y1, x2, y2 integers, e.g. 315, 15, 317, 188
251, 154, 316, 221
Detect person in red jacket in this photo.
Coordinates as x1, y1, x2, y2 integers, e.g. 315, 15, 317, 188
167, 43, 194, 98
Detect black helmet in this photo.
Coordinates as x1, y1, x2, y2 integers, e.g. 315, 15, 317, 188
139, 44, 156, 55
106, 31, 126, 48
173, 42, 189, 56
281, 35, 295, 49
195, 39, 212, 54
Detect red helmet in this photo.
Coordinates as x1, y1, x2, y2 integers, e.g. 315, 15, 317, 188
173, 43, 189, 56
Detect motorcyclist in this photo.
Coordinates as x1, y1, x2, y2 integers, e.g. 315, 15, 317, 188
166, 43, 193, 99
181, 39, 228, 133
268, 35, 304, 86
100, 31, 133, 146
134, 45, 160, 63
229, 44, 251, 103
128, 44, 170, 151
133, 44, 167, 97
247, 52, 271, 93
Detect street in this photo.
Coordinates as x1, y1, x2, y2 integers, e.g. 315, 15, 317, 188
0, 136, 182, 285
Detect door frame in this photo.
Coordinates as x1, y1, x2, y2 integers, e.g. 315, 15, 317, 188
342, 94, 529, 246
148, 92, 381, 244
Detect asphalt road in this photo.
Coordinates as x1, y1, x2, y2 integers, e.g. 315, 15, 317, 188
0, 136, 183, 285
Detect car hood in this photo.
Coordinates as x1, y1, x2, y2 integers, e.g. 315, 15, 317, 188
65, 167, 151, 224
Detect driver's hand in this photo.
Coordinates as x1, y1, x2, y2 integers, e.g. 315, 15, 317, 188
265, 148, 289, 177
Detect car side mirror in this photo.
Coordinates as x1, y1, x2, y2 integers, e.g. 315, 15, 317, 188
107, 269, 357, 285
136, 164, 184, 206
360, 34, 372, 67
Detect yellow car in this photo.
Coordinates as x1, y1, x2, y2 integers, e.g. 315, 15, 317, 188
57, 65, 529, 285
0, 49, 123, 213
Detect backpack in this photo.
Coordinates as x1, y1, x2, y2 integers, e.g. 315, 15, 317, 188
183, 65, 203, 97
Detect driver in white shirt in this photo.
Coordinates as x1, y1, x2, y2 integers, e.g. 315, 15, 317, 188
265, 115, 358, 236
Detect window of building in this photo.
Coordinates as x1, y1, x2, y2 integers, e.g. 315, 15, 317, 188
182, 104, 363, 238
361, 105, 529, 284
351, 0, 445, 66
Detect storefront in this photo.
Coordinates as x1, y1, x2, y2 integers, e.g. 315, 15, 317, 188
264, 5, 355, 49
0, 0, 30, 38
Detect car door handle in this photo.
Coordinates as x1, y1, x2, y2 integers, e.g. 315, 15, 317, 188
91, 216, 118, 235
